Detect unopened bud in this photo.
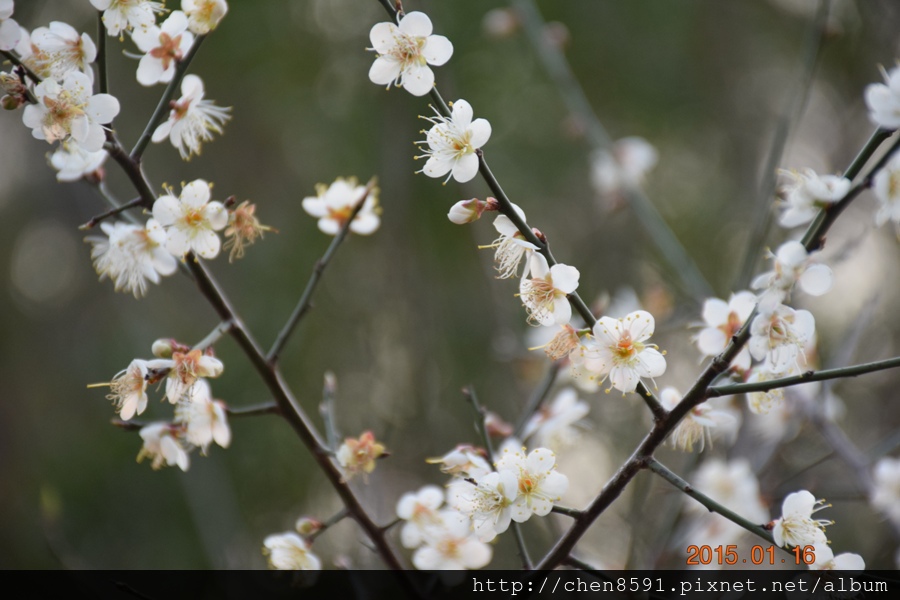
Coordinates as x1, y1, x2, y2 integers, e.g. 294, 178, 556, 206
447, 198, 488, 224
295, 517, 323, 536
484, 412, 514, 438
152, 338, 175, 358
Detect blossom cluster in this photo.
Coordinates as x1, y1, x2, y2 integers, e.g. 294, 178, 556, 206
103, 341, 229, 472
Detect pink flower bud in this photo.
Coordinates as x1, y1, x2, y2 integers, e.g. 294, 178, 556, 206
447, 198, 488, 224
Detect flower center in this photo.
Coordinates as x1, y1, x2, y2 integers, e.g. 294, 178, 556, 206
150, 32, 184, 70
613, 332, 638, 361
42, 92, 85, 142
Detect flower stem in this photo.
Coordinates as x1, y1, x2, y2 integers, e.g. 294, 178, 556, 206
550, 505, 582, 519
225, 401, 280, 417
192, 320, 234, 351
267, 178, 376, 365
130, 35, 207, 161
97, 12, 109, 96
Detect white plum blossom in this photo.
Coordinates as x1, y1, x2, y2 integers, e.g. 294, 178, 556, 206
870, 456, 900, 526
0, 0, 20, 51
519, 253, 580, 327
91, 0, 164, 37
659, 388, 738, 453
151, 74, 231, 160
107, 359, 153, 420
865, 63, 900, 129
744, 368, 785, 415
153, 179, 228, 259
396, 485, 445, 549
695, 291, 756, 373
411, 510, 492, 570
584, 310, 667, 394
771, 490, 830, 548
495, 447, 569, 522
748, 304, 815, 375
262, 533, 321, 571
484, 206, 539, 279
132, 11, 194, 86
590, 136, 658, 197
368, 11, 452, 97
873, 153, 900, 228
751, 241, 833, 309
808, 543, 865, 571
182, 0, 228, 35
22, 70, 119, 152
174, 379, 231, 454
417, 99, 491, 183
50, 141, 107, 182
425, 445, 490, 479
138, 422, 190, 471
86, 218, 177, 297
454, 469, 519, 542
777, 168, 850, 228
157, 348, 224, 404
521, 387, 589, 451
30, 22, 97, 82
447, 198, 489, 224
301, 178, 380, 236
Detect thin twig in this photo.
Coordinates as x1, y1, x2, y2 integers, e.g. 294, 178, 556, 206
513, 360, 562, 439
307, 507, 350, 543
79, 197, 144, 229
192, 320, 234, 351
97, 12, 109, 96
708, 355, 900, 396
267, 178, 376, 365
226, 401, 280, 417
550, 505, 582, 519
0, 49, 41, 84
320, 372, 341, 452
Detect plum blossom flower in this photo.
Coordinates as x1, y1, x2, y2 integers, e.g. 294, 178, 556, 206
808, 543, 865, 571
137, 422, 190, 471
590, 136, 658, 197
86, 218, 177, 297
751, 241, 833, 309
584, 310, 667, 393
22, 70, 119, 152
447, 198, 489, 224
425, 445, 490, 479
495, 447, 569, 522
159, 349, 224, 404
153, 179, 228, 259
744, 368, 785, 415
223, 200, 273, 262
151, 74, 231, 160
873, 153, 900, 228
454, 469, 518, 542
483, 206, 539, 279
519, 253, 580, 327
336, 431, 386, 480
0, 0, 20, 51
417, 99, 491, 183
396, 485, 445, 549
182, 0, 228, 35
368, 11, 452, 97
50, 141, 107, 182
865, 62, 900, 129
91, 0, 164, 38
777, 168, 850, 228
771, 490, 830, 548
521, 387, 589, 451
30, 22, 97, 82
107, 359, 153, 420
174, 379, 231, 454
870, 456, 900, 526
262, 533, 321, 571
132, 11, 194, 86
660, 388, 738, 453
695, 291, 755, 373
1, 70, 29, 110
411, 510, 492, 570
748, 304, 815, 375
301, 178, 380, 236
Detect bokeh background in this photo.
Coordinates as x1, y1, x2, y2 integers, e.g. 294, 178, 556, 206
2, 0, 900, 570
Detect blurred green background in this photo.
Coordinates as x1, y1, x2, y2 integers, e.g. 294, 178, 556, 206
2, 0, 899, 569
